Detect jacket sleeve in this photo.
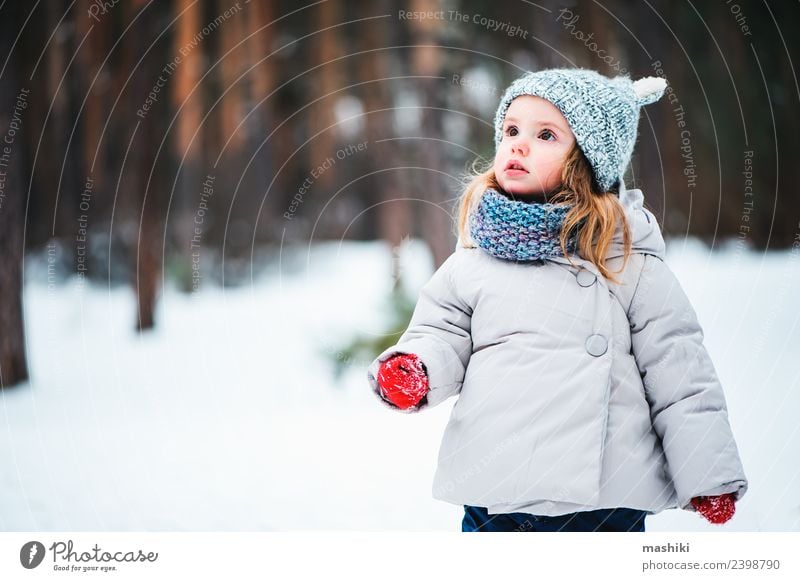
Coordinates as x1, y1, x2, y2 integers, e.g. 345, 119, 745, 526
628, 254, 748, 511
366, 251, 473, 413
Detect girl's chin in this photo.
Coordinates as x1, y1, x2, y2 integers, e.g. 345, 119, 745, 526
498, 184, 554, 204
500, 183, 547, 198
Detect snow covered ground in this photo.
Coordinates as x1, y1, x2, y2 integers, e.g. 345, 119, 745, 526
2, 239, 798, 531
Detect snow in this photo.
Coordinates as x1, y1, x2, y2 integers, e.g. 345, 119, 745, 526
2, 238, 798, 531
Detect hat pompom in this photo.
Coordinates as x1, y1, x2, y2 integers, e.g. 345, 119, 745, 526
633, 76, 667, 106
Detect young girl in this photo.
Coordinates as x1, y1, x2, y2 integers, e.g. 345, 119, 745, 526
366, 68, 748, 532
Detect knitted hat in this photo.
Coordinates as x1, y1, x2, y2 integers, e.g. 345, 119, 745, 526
493, 68, 667, 192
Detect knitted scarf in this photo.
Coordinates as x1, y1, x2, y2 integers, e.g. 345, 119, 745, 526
469, 189, 577, 262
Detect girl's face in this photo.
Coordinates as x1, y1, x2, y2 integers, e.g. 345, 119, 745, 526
493, 95, 576, 200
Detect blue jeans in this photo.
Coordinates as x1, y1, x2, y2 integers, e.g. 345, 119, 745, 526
462, 505, 647, 532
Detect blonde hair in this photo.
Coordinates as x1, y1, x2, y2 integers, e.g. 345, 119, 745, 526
456, 145, 632, 284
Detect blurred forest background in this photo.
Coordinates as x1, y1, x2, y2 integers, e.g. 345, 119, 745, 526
1, 0, 798, 389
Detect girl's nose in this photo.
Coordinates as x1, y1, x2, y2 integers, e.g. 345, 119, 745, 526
511, 140, 529, 157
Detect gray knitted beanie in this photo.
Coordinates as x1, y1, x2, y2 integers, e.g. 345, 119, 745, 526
493, 68, 667, 192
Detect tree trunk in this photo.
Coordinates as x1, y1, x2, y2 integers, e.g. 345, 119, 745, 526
172, 0, 205, 291
409, 0, 451, 268
360, 0, 412, 286
124, 0, 170, 331
0, 0, 30, 387
308, 0, 342, 193
246, 0, 277, 243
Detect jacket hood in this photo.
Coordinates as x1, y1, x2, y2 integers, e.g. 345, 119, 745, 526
607, 181, 666, 260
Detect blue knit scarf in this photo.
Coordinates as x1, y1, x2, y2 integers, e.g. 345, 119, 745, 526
469, 189, 577, 262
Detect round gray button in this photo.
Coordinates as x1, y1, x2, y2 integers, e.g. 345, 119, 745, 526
576, 268, 597, 287
585, 334, 608, 357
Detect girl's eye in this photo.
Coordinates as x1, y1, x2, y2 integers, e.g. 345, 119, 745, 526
504, 125, 518, 137
539, 129, 556, 141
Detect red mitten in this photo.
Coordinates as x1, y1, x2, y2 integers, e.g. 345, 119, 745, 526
377, 353, 429, 410
690, 493, 736, 524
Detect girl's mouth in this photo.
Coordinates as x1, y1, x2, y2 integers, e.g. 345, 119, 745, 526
504, 159, 529, 176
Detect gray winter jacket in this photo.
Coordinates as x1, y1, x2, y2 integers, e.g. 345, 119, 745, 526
366, 185, 748, 517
